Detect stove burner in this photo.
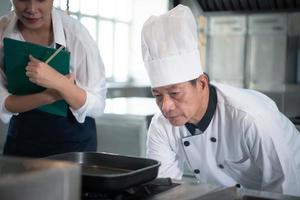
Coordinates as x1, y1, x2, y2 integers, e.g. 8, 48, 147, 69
82, 192, 113, 200
82, 178, 179, 200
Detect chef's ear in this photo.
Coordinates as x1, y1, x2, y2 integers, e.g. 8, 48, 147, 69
197, 74, 209, 90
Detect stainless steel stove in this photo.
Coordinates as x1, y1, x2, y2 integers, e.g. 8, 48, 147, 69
81, 178, 179, 200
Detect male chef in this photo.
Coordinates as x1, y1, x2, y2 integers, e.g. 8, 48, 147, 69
141, 4, 300, 196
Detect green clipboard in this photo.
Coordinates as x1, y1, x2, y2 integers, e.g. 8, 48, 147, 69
3, 37, 70, 117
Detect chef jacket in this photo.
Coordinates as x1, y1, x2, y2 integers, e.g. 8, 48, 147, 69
0, 8, 106, 123
146, 82, 300, 196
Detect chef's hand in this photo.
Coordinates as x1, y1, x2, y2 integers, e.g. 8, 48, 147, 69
25, 55, 66, 89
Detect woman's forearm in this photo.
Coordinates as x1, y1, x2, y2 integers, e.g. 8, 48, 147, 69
57, 80, 86, 110
4, 90, 60, 113
25, 57, 87, 110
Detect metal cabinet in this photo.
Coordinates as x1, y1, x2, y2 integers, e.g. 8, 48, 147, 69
0, 156, 80, 200
207, 16, 247, 87
95, 98, 158, 157
0, 122, 8, 154
245, 14, 293, 91
96, 114, 150, 157
288, 13, 300, 84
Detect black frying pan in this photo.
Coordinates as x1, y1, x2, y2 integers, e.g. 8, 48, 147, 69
46, 152, 160, 192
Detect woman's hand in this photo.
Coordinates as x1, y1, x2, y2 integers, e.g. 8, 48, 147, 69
42, 88, 63, 104
65, 73, 75, 84
25, 55, 66, 89
25, 55, 86, 109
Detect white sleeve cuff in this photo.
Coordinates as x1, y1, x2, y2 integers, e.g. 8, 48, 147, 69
0, 94, 18, 124
69, 91, 96, 123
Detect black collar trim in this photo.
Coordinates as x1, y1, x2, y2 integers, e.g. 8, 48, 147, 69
185, 85, 217, 135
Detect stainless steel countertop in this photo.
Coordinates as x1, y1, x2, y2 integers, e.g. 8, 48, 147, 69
147, 181, 222, 200
146, 181, 300, 200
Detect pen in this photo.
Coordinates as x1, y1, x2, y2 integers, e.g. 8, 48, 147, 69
45, 45, 64, 64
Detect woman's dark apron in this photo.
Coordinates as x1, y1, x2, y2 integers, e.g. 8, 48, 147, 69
3, 109, 97, 157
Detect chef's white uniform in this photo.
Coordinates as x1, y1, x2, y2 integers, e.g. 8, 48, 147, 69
147, 82, 300, 196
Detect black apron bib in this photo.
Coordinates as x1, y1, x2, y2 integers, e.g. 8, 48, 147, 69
3, 109, 97, 158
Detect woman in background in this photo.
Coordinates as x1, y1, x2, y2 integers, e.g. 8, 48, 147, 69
0, 0, 106, 157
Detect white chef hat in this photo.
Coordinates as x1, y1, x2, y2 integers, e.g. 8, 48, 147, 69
141, 4, 203, 88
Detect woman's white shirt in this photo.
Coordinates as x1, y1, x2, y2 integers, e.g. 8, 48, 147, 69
0, 8, 106, 123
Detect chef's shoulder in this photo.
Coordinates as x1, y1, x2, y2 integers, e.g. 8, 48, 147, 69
149, 112, 182, 143
150, 112, 176, 133
212, 82, 278, 117
151, 112, 170, 127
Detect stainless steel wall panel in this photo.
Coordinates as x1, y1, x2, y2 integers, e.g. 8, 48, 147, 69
283, 91, 300, 117
246, 14, 289, 91
0, 122, 8, 154
207, 16, 247, 87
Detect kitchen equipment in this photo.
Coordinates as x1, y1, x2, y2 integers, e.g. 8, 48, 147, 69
0, 156, 80, 200
240, 0, 251, 10
245, 13, 300, 92
258, 0, 272, 10
207, 15, 247, 87
287, 13, 300, 84
207, 0, 215, 11
249, 1, 259, 10
245, 14, 294, 92
199, 0, 209, 11
232, 0, 242, 10
289, 116, 300, 131
96, 97, 158, 157
223, 0, 233, 10
0, 121, 8, 153
195, 186, 300, 200
196, 0, 300, 11
270, 0, 277, 9
82, 178, 179, 200
46, 152, 160, 192
286, 0, 296, 8
214, 0, 225, 11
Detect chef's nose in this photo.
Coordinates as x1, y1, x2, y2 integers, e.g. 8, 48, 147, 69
161, 96, 175, 113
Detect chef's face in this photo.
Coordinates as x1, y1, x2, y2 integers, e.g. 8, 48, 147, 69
12, 0, 53, 30
152, 75, 209, 126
